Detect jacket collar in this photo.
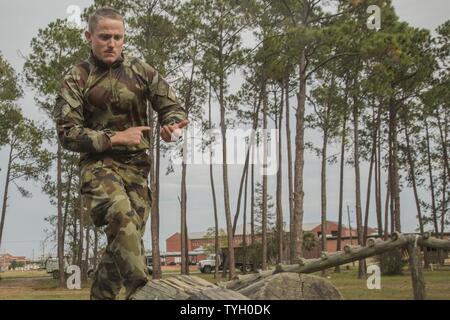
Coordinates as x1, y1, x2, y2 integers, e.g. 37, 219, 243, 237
88, 51, 124, 70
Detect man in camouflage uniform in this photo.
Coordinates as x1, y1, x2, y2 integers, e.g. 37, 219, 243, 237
53, 7, 188, 300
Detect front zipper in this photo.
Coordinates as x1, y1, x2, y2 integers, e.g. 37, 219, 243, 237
109, 66, 115, 103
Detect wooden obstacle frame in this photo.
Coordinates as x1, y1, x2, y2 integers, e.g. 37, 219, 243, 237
131, 233, 449, 300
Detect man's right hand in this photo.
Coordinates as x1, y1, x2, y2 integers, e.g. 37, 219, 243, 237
110, 126, 151, 146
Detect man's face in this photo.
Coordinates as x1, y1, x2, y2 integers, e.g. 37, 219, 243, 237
85, 17, 125, 65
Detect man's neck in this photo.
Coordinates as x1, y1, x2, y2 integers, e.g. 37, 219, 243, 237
89, 51, 124, 69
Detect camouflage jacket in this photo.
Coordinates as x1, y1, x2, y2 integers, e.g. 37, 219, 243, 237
54, 51, 187, 166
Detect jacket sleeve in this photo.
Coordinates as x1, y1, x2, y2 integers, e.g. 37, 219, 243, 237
53, 66, 114, 154
137, 60, 188, 126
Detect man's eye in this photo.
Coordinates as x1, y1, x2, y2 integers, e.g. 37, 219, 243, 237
114, 35, 123, 41
100, 35, 111, 41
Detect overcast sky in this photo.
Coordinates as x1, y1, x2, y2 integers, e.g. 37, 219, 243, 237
0, 0, 449, 259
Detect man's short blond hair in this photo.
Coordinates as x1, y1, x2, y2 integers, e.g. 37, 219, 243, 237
88, 7, 124, 33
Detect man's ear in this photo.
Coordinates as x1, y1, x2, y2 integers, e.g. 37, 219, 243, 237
85, 30, 92, 44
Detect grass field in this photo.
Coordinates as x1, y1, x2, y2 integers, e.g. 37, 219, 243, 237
0, 266, 449, 300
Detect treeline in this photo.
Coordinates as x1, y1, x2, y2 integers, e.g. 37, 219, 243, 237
0, 0, 448, 285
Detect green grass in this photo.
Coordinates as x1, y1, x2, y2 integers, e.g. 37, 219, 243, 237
0, 270, 49, 279
326, 266, 450, 300
1, 266, 449, 300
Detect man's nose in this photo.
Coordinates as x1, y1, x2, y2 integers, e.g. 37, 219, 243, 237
107, 38, 116, 47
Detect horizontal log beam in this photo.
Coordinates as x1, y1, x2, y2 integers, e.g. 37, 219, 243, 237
275, 234, 449, 274
417, 237, 450, 250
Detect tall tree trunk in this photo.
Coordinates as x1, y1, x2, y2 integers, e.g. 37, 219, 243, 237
72, 204, 78, 265
243, 164, 249, 273
436, 113, 450, 184
261, 74, 268, 271
153, 123, 162, 278
384, 173, 390, 240
83, 223, 90, 282
57, 143, 65, 287
389, 100, 401, 232
375, 107, 383, 236
0, 145, 13, 252
440, 166, 447, 241
62, 160, 75, 248
425, 119, 440, 235
293, 48, 307, 262
148, 109, 162, 279
276, 86, 284, 264
347, 205, 354, 246
219, 44, 235, 280
231, 85, 262, 237
180, 144, 188, 275
251, 158, 256, 270
363, 107, 377, 245
320, 74, 334, 264
93, 227, 98, 270
404, 118, 428, 267
208, 85, 220, 279
352, 91, 365, 278
284, 75, 294, 264
180, 56, 197, 276
363, 139, 375, 243
320, 125, 329, 278
335, 111, 347, 273
78, 194, 84, 278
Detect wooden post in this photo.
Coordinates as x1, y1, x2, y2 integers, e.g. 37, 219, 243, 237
406, 240, 426, 300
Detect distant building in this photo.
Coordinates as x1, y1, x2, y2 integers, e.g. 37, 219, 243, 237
0, 253, 28, 271
164, 221, 378, 263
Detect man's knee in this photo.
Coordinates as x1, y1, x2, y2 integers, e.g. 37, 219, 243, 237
105, 196, 142, 234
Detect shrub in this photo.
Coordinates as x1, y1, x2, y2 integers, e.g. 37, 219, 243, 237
377, 248, 406, 275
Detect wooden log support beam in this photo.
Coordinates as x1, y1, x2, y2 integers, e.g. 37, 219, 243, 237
276, 234, 410, 274
406, 240, 426, 300
276, 234, 449, 275
131, 235, 448, 301
367, 238, 383, 247
223, 272, 343, 300
131, 275, 249, 300
343, 245, 360, 254
417, 237, 450, 250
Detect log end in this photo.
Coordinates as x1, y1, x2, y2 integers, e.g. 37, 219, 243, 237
390, 231, 402, 241
343, 245, 352, 254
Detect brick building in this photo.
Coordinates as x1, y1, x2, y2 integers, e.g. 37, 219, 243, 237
164, 221, 378, 263
0, 253, 28, 271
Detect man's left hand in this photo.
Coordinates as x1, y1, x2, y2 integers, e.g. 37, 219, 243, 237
160, 119, 190, 143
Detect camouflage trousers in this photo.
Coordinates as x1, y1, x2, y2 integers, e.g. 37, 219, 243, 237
80, 157, 151, 300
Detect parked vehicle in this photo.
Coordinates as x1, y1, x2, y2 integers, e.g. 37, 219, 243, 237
45, 257, 95, 279
198, 248, 257, 274
145, 255, 153, 275
45, 257, 69, 279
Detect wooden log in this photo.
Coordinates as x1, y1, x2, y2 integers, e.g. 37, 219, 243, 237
226, 272, 342, 300
131, 235, 446, 301
277, 234, 410, 274
131, 275, 226, 300
343, 245, 360, 254
406, 242, 426, 300
220, 269, 275, 291
417, 237, 450, 250
367, 238, 383, 247
390, 231, 402, 241
187, 288, 249, 300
